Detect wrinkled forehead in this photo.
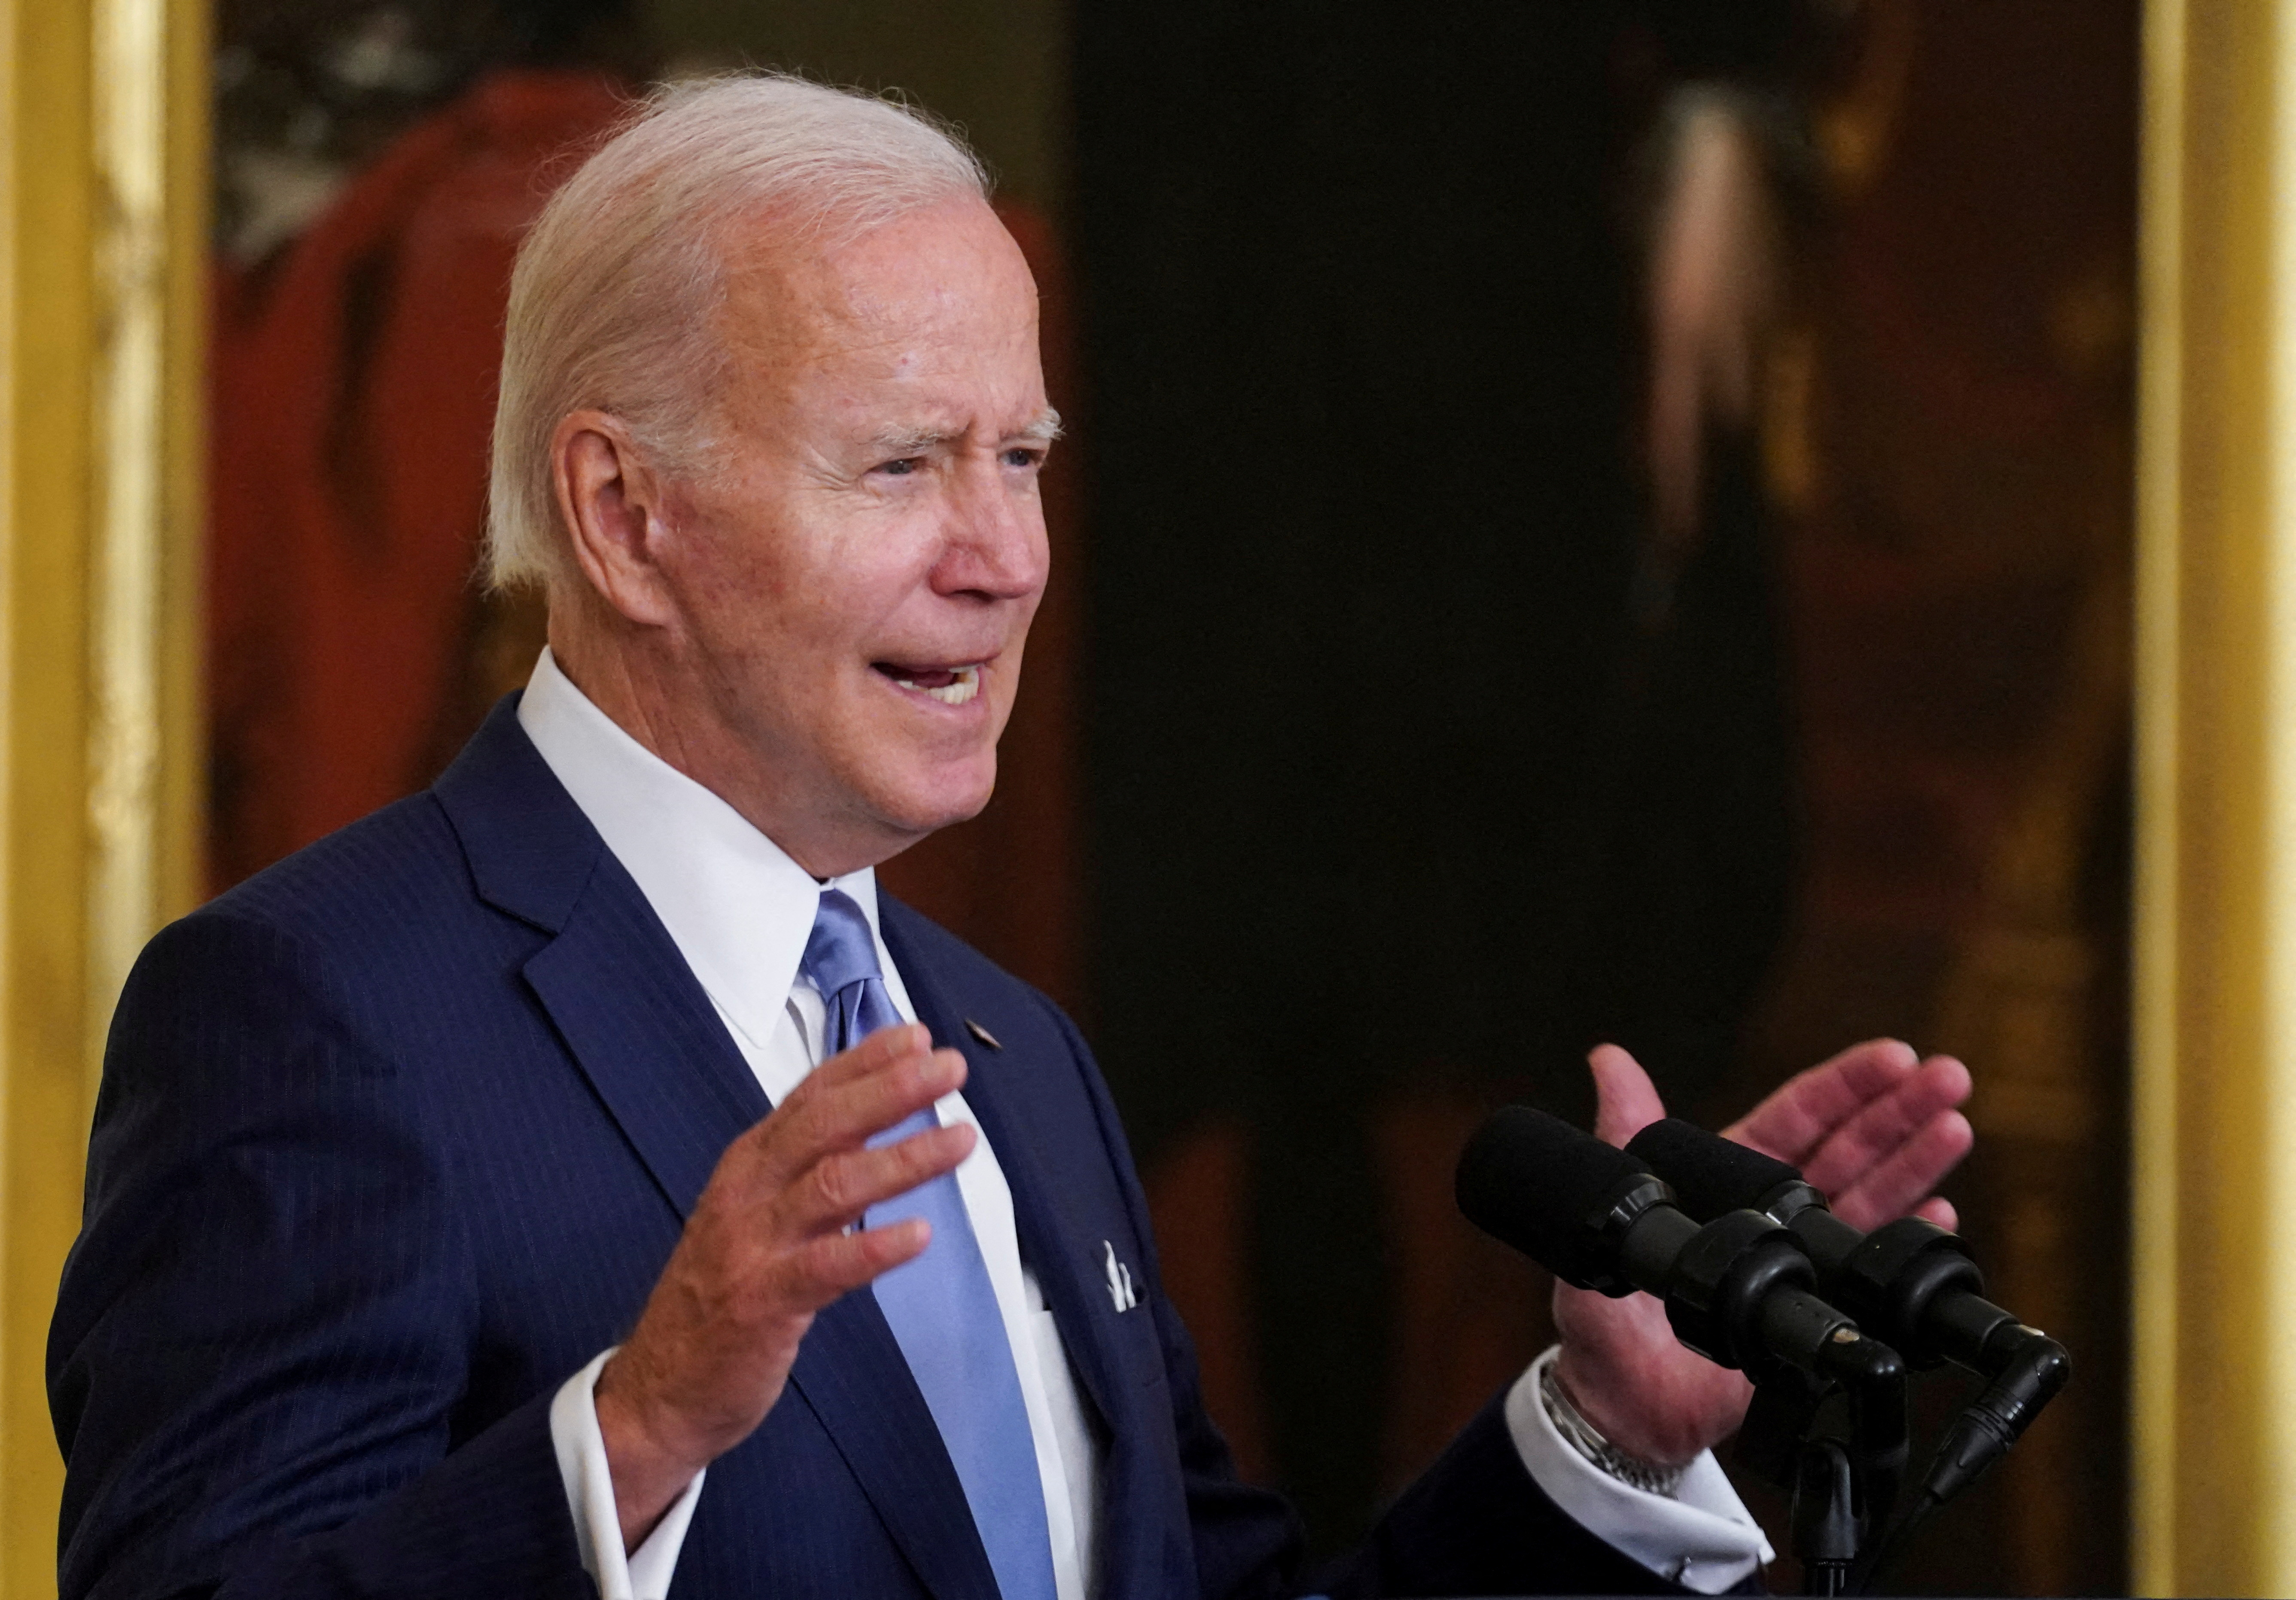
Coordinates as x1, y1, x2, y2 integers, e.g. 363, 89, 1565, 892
715, 198, 1040, 375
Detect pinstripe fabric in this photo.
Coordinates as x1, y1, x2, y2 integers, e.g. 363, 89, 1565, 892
49, 696, 1696, 1599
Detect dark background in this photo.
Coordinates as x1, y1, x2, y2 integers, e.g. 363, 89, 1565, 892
1074, 2, 1800, 1556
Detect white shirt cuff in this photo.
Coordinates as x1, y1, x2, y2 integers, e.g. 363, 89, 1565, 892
1507, 1346, 1772, 1594
549, 1348, 706, 1599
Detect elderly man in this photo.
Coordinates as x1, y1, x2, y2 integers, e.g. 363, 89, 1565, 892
50, 77, 1971, 1600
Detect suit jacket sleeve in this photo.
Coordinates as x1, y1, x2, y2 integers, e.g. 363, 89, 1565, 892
1043, 999, 1717, 1599
47, 909, 593, 1600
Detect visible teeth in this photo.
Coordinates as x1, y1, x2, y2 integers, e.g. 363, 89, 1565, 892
895, 664, 981, 705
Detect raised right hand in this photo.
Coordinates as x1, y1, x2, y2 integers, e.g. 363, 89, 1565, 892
593, 1022, 974, 1548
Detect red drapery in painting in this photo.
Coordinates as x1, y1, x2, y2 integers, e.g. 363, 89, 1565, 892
207, 71, 1084, 1015
210, 68, 628, 890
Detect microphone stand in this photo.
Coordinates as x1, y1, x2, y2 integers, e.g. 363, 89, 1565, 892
1744, 1316, 2069, 1597
1848, 1326, 2070, 1594
1617, 1198, 1908, 1595
1617, 1118, 2077, 1594
1739, 1333, 1909, 1597
1454, 1106, 2074, 1595
1791, 1436, 1858, 1597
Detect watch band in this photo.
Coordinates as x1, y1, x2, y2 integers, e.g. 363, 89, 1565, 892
1539, 1359, 1686, 1499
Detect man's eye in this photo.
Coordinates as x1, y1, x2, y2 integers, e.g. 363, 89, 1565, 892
876, 457, 921, 477
1002, 447, 1044, 469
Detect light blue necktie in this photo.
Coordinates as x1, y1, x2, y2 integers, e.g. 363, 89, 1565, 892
801, 889, 1058, 1600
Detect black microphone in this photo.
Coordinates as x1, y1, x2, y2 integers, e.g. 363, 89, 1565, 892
1625, 1117, 2069, 1500
1455, 1106, 1902, 1391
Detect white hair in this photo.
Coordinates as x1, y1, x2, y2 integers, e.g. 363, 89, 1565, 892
485, 73, 990, 591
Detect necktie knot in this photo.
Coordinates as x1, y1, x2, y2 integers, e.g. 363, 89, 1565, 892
800, 888, 883, 1002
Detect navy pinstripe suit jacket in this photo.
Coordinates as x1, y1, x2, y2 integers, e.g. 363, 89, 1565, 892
49, 698, 1675, 1599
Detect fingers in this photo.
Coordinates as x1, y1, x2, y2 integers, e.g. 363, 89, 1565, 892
732, 1024, 978, 1239
1914, 1195, 1959, 1231
771, 1215, 936, 1313
803, 1021, 935, 1091
1794, 1054, 1971, 1198
1587, 1044, 1668, 1148
1723, 1038, 1920, 1163
748, 1027, 967, 1190
775, 1119, 977, 1239
605, 1026, 979, 1491
1825, 1108, 1973, 1232
1716, 1040, 1974, 1229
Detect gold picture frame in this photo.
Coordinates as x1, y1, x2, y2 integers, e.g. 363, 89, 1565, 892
2137, 2, 2296, 1592
0, 0, 205, 1591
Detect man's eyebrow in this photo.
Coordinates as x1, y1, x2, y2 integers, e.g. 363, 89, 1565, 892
864, 425, 950, 456
862, 408, 1064, 455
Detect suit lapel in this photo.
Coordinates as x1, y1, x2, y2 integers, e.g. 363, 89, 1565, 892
883, 904, 1187, 1600
880, 907, 1126, 1432
428, 700, 762, 1216
435, 699, 999, 1600
782, 1297, 1002, 1600
521, 855, 768, 1218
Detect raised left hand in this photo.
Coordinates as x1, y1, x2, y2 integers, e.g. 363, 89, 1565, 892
1549, 1039, 1973, 1466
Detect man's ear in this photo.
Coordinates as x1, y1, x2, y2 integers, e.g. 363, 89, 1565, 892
551, 410, 682, 628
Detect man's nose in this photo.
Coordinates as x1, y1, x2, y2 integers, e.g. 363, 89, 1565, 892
934, 466, 1048, 602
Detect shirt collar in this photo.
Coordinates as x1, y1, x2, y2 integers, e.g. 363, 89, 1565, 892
515, 647, 886, 1056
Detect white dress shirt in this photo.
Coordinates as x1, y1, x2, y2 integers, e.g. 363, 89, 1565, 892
518, 648, 1769, 1597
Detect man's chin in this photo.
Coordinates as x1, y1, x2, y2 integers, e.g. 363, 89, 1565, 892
862, 766, 998, 846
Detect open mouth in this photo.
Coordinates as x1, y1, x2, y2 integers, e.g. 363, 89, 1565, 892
873, 662, 982, 706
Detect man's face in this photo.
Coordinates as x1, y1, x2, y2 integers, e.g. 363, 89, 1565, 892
657, 198, 1052, 861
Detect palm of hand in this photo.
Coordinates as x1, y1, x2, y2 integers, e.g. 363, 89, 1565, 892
1548, 1039, 1973, 1466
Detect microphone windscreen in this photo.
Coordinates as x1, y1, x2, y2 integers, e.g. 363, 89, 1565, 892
1626, 1118, 1802, 1221
1455, 1106, 1653, 1285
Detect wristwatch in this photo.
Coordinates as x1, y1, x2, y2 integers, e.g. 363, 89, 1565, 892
1539, 1359, 1686, 1498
